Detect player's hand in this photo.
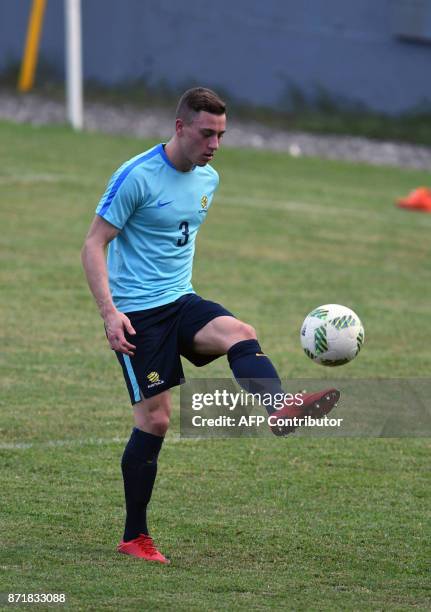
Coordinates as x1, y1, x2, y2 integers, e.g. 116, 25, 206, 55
104, 310, 136, 356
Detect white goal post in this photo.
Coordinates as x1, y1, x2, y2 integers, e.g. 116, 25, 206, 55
64, 0, 83, 130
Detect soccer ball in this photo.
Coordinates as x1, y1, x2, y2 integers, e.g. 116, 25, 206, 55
300, 304, 365, 366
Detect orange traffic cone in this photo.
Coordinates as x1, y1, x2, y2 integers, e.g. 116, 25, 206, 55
396, 187, 431, 212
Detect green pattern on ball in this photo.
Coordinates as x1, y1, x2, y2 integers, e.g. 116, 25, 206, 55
356, 329, 364, 354
331, 315, 356, 330
320, 358, 351, 366
314, 325, 328, 355
303, 348, 316, 360
309, 308, 329, 320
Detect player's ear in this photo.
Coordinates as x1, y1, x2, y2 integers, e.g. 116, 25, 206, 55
175, 118, 184, 136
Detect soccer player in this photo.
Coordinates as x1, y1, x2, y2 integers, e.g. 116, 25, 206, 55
81, 87, 340, 563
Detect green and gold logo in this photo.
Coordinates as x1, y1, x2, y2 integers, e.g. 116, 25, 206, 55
147, 371, 160, 383
201, 195, 208, 209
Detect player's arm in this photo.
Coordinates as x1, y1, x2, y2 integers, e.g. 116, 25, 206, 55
81, 215, 136, 356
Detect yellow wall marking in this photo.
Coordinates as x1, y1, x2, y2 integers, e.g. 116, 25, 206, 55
18, 0, 47, 92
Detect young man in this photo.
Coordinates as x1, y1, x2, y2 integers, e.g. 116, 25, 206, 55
81, 87, 339, 564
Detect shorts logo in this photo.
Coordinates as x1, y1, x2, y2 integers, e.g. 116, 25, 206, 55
147, 371, 165, 389
147, 371, 160, 383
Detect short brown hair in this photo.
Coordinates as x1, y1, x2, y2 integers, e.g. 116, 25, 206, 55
176, 87, 226, 123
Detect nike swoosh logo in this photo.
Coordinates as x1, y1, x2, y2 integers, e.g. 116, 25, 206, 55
256, 353, 267, 357
157, 200, 174, 208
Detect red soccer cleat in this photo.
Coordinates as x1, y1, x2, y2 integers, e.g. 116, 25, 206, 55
117, 534, 170, 564
396, 187, 431, 213
269, 388, 340, 436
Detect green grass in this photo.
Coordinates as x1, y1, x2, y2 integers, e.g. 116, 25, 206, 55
0, 120, 430, 610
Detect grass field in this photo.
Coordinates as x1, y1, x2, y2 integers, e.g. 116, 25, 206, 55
1, 120, 430, 610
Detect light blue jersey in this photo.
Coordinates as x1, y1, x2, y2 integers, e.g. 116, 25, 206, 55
95, 143, 219, 312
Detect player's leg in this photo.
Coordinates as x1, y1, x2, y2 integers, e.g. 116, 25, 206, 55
193, 316, 286, 413
118, 391, 171, 563
192, 314, 339, 435
192, 315, 257, 354
192, 315, 284, 405
114, 302, 190, 560
113, 304, 188, 561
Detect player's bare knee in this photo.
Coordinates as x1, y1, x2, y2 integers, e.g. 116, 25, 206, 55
133, 392, 171, 436
146, 395, 171, 435
222, 321, 257, 350
148, 411, 170, 436
236, 321, 257, 341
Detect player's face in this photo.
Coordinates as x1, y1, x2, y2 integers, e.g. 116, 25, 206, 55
178, 111, 226, 167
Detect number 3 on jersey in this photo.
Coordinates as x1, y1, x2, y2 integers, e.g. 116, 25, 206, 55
177, 221, 189, 247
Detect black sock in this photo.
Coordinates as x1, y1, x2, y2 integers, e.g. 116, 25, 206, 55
227, 339, 284, 414
121, 427, 164, 541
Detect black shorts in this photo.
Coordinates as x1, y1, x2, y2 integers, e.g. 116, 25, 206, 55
115, 293, 235, 403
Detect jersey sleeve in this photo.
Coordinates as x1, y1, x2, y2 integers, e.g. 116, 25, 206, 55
95, 166, 143, 229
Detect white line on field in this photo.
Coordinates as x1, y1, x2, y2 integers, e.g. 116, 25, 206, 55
0, 434, 196, 451
0, 172, 94, 186
218, 195, 383, 220
0, 173, 68, 184
218, 195, 431, 226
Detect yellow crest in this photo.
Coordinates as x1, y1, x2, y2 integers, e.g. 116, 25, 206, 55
201, 195, 208, 209
147, 371, 160, 383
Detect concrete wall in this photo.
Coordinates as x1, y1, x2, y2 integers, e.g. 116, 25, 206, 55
1, 0, 431, 114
